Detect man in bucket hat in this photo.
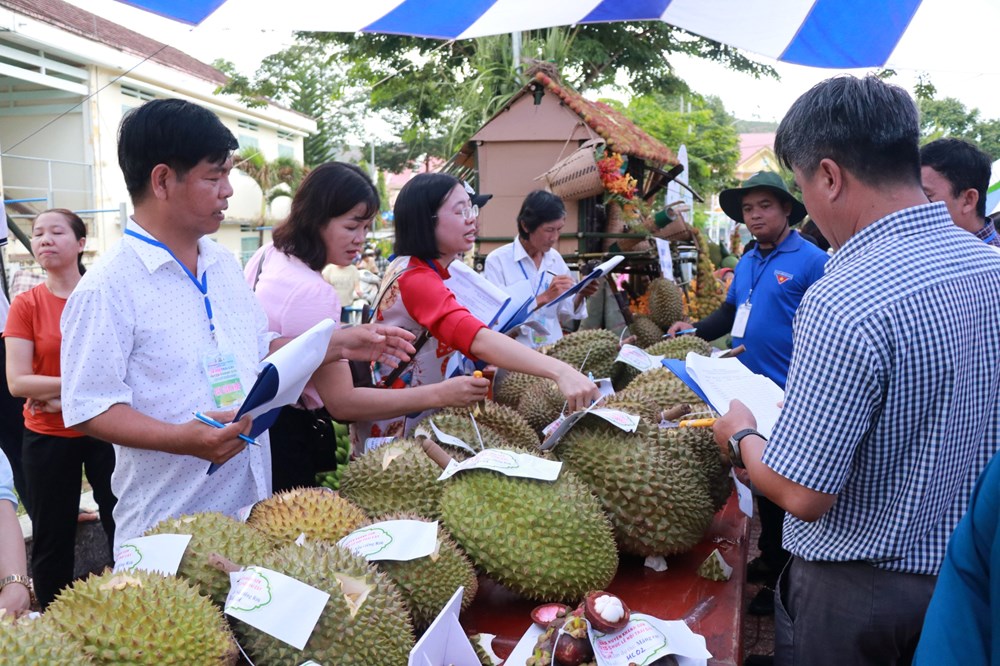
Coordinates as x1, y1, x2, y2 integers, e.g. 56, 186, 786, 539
668, 170, 828, 621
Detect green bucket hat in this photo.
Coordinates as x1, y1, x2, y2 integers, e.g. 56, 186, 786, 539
718, 171, 807, 225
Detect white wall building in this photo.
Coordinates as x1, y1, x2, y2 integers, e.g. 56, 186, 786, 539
0, 0, 315, 280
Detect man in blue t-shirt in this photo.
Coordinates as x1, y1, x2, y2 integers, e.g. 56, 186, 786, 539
669, 170, 828, 615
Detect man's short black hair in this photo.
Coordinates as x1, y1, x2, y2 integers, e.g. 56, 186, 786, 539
920, 138, 992, 219
775, 75, 921, 188
118, 98, 238, 203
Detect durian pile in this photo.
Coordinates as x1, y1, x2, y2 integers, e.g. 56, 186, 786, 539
684, 227, 726, 320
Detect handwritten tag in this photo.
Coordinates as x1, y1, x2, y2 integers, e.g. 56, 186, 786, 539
113, 534, 191, 575
225, 566, 329, 651
732, 469, 753, 517
616, 344, 665, 372
588, 408, 640, 432
542, 413, 566, 437
595, 377, 616, 399
364, 436, 395, 454
437, 449, 562, 482
338, 520, 438, 562
590, 614, 712, 665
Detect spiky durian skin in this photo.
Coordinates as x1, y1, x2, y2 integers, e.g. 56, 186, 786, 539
144, 512, 274, 606
413, 408, 508, 453
494, 370, 543, 407
673, 426, 733, 512
554, 423, 716, 557
546, 329, 620, 379
618, 368, 701, 411
236, 541, 414, 666
439, 455, 618, 602
0, 613, 91, 665
517, 380, 565, 434
461, 402, 540, 448
45, 569, 237, 665
247, 487, 367, 545
340, 438, 444, 519
629, 314, 665, 349
645, 335, 713, 360
647, 277, 685, 330
368, 512, 479, 631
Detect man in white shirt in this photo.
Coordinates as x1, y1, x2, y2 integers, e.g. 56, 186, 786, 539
60, 99, 414, 547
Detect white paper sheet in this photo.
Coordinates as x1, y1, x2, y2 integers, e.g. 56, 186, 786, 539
444, 261, 511, 327
684, 352, 784, 438
338, 520, 439, 562
225, 566, 329, 651
113, 534, 192, 575
408, 587, 480, 666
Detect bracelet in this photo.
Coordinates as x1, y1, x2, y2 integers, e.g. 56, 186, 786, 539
0, 574, 36, 607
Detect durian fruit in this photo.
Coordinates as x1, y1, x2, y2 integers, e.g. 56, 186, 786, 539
236, 541, 414, 666
697, 548, 733, 581
465, 402, 540, 448
553, 420, 716, 557
438, 448, 618, 601
494, 370, 543, 407
0, 613, 91, 665
647, 277, 685, 329
618, 368, 701, 411
366, 513, 479, 631
546, 329, 620, 379
144, 512, 274, 606
413, 408, 508, 453
645, 335, 713, 361
517, 379, 566, 434
610, 359, 642, 392
602, 390, 661, 425
45, 569, 238, 665
686, 228, 725, 319
675, 426, 733, 512
628, 314, 665, 349
248, 487, 367, 545
340, 439, 445, 519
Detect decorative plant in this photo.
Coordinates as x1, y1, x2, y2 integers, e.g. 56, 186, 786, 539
598, 149, 649, 228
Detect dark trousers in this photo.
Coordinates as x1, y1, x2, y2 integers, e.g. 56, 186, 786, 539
0, 338, 28, 512
758, 495, 790, 578
22, 430, 117, 608
268, 405, 337, 494
775, 556, 937, 666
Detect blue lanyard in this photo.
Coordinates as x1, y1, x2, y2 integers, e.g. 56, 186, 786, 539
518, 260, 549, 296
744, 248, 780, 305
983, 229, 998, 245
125, 229, 215, 336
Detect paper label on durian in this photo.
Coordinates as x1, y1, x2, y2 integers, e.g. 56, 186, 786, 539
422, 418, 478, 453
539, 407, 636, 451
437, 449, 562, 481
589, 408, 640, 432
364, 436, 395, 453
338, 519, 438, 562
236, 501, 257, 523
589, 614, 712, 665
732, 469, 754, 517
616, 344, 665, 372
113, 534, 191, 576
225, 566, 330, 651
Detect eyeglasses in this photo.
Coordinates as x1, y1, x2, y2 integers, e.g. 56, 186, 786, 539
457, 204, 479, 221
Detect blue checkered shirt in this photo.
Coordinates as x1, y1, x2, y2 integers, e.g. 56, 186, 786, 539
763, 202, 1000, 575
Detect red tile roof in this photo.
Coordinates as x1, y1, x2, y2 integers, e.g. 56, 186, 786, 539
534, 72, 676, 166
1, 0, 226, 84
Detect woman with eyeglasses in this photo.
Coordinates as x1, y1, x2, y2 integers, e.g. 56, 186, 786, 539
483, 190, 598, 348
352, 173, 600, 453
245, 163, 489, 486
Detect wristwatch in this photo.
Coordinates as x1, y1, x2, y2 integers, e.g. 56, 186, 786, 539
0, 574, 35, 606
727, 428, 765, 469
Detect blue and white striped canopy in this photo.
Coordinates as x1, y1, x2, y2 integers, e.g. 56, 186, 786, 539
119, 0, 998, 71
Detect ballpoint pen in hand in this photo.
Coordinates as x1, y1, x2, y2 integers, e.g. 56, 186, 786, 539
193, 412, 259, 446
667, 327, 698, 337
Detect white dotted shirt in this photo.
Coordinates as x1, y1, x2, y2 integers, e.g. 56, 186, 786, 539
61, 220, 273, 548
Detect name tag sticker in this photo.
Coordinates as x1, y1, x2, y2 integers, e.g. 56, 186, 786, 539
202, 351, 246, 409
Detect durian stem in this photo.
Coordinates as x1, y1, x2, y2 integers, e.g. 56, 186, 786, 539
419, 437, 455, 470
719, 344, 745, 359
663, 404, 692, 421
207, 553, 242, 574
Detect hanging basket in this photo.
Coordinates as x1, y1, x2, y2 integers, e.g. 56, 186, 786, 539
538, 138, 606, 201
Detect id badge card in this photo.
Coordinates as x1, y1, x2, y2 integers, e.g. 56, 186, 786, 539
732, 302, 752, 338
202, 351, 247, 409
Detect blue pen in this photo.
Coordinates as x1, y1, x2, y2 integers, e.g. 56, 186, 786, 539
667, 328, 698, 338
193, 412, 259, 446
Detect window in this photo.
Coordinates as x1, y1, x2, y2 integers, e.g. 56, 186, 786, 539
278, 144, 294, 159
121, 85, 155, 101
238, 134, 259, 150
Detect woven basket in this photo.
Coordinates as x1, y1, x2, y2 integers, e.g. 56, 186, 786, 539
540, 138, 606, 201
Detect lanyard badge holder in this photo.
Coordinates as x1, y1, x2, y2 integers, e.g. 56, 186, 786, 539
125, 229, 246, 408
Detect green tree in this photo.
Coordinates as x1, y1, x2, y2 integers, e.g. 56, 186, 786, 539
233, 147, 305, 222
622, 93, 740, 197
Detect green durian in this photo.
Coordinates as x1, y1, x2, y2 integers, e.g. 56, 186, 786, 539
143, 512, 274, 607
645, 335, 713, 360
340, 438, 445, 520
628, 315, 664, 348
546, 329, 620, 379
465, 402, 540, 448
494, 370, 543, 407
647, 277, 685, 329
618, 368, 701, 411
698, 548, 733, 581
438, 448, 618, 601
0, 613, 91, 665
518, 379, 566, 434
235, 541, 414, 666
414, 408, 508, 453
45, 570, 238, 665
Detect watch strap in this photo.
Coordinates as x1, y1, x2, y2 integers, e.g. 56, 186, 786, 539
0, 573, 35, 606
728, 428, 764, 469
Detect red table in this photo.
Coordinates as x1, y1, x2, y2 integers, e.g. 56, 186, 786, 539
461, 494, 749, 665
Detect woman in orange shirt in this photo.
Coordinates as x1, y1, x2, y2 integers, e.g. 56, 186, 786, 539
3, 209, 116, 609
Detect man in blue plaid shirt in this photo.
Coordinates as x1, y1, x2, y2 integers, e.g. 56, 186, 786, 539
714, 76, 1000, 666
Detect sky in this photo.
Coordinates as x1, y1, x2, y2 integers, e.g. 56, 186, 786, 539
67, 0, 1000, 127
